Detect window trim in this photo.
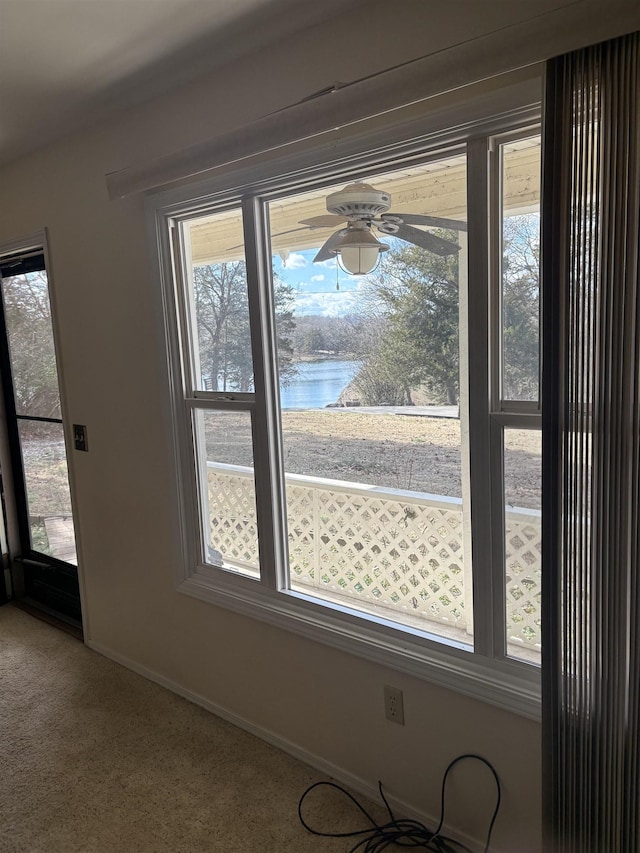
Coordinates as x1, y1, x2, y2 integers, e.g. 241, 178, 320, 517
490, 132, 543, 663
147, 101, 543, 721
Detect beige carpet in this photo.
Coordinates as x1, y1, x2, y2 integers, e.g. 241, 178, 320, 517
0, 605, 380, 853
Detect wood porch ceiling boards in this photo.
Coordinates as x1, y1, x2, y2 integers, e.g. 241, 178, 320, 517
188, 143, 540, 266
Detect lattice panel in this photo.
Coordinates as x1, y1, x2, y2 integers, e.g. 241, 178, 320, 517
286, 485, 317, 585
309, 489, 466, 627
207, 465, 543, 648
505, 513, 542, 650
208, 472, 259, 569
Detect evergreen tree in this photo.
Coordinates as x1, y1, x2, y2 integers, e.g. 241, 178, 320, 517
358, 235, 460, 405
358, 217, 539, 406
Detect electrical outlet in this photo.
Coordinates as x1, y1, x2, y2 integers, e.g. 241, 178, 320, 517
383, 685, 404, 725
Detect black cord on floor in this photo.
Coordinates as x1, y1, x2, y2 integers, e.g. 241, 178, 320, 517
298, 753, 501, 853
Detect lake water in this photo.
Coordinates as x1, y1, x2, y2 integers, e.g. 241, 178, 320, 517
280, 359, 358, 409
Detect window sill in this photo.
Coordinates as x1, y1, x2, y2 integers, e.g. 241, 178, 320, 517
179, 570, 541, 721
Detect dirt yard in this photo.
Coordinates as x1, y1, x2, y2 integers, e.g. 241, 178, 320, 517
22, 437, 74, 517
26, 410, 541, 519
205, 409, 542, 509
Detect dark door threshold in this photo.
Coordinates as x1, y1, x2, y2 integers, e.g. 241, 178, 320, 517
10, 599, 84, 641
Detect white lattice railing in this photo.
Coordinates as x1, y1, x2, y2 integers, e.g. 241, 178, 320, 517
207, 462, 541, 649
504, 505, 543, 649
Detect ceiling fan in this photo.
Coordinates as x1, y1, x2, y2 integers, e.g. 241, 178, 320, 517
298, 181, 467, 274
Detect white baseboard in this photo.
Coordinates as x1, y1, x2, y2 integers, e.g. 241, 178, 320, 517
86, 638, 485, 852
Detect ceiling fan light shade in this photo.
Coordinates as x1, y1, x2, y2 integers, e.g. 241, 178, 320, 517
333, 227, 389, 275
339, 245, 381, 275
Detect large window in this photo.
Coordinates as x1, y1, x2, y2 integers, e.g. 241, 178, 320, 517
155, 121, 542, 714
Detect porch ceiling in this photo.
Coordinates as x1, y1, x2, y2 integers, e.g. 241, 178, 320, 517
188, 141, 540, 266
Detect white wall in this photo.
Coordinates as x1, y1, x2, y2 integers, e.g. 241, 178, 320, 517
4, 1, 610, 848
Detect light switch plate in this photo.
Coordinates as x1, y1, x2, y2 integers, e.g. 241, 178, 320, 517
73, 424, 88, 452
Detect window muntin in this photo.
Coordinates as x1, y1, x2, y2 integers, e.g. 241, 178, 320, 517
266, 156, 471, 643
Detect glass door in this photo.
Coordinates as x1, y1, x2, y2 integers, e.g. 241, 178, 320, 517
0, 249, 80, 623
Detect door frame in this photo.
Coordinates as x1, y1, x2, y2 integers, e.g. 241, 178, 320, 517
0, 231, 85, 628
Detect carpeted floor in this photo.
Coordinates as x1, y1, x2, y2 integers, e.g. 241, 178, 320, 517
0, 605, 379, 852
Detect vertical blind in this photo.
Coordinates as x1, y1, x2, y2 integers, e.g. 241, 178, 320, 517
542, 31, 640, 852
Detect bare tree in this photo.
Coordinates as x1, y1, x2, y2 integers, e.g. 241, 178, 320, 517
193, 262, 296, 392
2, 271, 61, 418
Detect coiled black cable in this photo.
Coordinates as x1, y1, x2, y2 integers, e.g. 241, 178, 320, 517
298, 753, 501, 852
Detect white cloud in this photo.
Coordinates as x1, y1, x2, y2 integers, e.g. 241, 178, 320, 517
293, 288, 362, 317
284, 252, 308, 269
294, 279, 334, 295
311, 274, 325, 282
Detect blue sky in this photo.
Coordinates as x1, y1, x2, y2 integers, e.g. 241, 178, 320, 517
274, 247, 369, 317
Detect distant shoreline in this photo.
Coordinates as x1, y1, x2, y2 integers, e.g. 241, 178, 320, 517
293, 353, 357, 364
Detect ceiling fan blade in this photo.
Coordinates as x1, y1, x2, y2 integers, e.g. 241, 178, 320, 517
381, 213, 467, 231
300, 214, 346, 228
392, 223, 460, 256
313, 229, 348, 263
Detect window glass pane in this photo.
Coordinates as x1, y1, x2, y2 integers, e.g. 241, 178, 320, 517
267, 156, 471, 644
183, 209, 254, 393
501, 136, 541, 402
504, 428, 541, 663
197, 409, 259, 578
18, 420, 76, 563
1, 270, 62, 418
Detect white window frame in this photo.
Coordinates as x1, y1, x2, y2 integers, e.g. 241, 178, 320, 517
147, 101, 542, 719
490, 132, 543, 664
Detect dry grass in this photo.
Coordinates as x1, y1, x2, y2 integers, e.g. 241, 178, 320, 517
205, 409, 541, 508
282, 411, 461, 495
25, 410, 541, 518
